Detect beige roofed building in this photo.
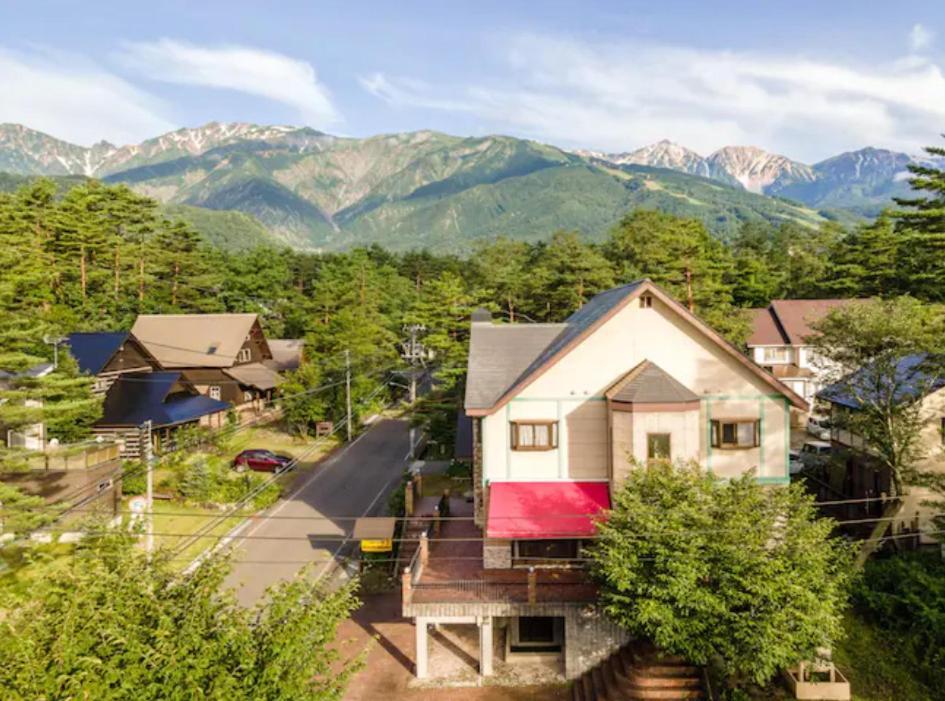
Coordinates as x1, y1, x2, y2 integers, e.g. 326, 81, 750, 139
130, 313, 282, 409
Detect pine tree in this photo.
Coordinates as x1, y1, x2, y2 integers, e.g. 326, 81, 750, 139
528, 231, 614, 319
473, 237, 530, 322
603, 211, 746, 341
891, 139, 945, 301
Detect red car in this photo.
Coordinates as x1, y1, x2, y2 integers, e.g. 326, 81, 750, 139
232, 449, 293, 473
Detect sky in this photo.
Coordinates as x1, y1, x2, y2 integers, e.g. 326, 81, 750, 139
1, 1, 944, 162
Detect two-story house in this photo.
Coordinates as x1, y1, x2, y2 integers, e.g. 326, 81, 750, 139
402, 280, 806, 682
747, 299, 858, 410
67, 332, 231, 456
67, 332, 162, 395
130, 313, 283, 414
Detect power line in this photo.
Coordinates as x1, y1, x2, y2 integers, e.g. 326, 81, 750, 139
171, 378, 398, 559
2, 370, 399, 545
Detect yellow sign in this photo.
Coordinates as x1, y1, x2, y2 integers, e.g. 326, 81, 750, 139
361, 538, 393, 553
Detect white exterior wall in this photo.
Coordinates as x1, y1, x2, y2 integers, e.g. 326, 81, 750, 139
482, 297, 792, 485
625, 409, 700, 465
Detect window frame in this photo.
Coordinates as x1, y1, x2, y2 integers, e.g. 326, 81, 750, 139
237, 347, 252, 363
646, 432, 672, 461
513, 539, 580, 566
762, 346, 791, 363
208, 385, 222, 401
710, 418, 760, 450
510, 420, 558, 451
510, 616, 563, 652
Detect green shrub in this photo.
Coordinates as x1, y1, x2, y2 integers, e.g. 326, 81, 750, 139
121, 464, 147, 496
853, 552, 945, 688
179, 459, 213, 502
446, 459, 471, 478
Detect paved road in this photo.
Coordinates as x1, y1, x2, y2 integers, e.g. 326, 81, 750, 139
224, 418, 410, 605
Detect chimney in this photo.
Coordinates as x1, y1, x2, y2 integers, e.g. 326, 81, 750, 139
471, 308, 492, 324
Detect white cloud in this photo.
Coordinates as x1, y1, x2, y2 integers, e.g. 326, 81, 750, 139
119, 39, 340, 129
0, 48, 174, 146
363, 34, 945, 161
910, 23, 934, 52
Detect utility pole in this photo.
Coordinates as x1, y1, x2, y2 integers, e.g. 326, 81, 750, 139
400, 324, 428, 403
140, 420, 154, 557
344, 350, 352, 442
43, 335, 68, 369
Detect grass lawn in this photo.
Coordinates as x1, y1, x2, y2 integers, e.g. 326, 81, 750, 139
146, 425, 342, 568
834, 612, 936, 701
148, 500, 245, 567
222, 424, 341, 488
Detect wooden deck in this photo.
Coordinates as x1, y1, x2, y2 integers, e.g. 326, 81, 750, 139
408, 498, 598, 605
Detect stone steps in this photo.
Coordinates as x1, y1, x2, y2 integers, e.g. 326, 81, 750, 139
572, 643, 705, 701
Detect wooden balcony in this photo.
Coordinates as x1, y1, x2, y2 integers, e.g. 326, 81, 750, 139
402, 498, 598, 610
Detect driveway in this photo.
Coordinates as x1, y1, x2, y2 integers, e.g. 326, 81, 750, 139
224, 418, 410, 605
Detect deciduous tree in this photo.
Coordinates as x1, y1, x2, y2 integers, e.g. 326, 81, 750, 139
591, 462, 852, 687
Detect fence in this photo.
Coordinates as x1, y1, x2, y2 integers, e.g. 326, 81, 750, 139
3, 442, 121, 472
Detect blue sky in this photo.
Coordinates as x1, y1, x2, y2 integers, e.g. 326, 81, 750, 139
1, 1, 943, 160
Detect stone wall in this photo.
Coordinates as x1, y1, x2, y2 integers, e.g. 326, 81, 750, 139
404, 599, 628, 680
472, 417, 484, 526
483, 539, 511, 569
563, 607, 629, 679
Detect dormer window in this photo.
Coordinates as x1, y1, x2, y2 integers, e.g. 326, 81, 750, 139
640, 294, 653, 308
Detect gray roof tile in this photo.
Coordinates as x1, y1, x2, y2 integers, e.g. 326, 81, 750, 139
607, 361, 699, 403
464, 281, 645, 411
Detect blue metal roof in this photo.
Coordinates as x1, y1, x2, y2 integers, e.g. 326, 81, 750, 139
67, 332, 129, 375
819, 353, 945, 410
97, 371, 230, 428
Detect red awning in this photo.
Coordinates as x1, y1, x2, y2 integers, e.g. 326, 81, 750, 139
486, 481, 610, 539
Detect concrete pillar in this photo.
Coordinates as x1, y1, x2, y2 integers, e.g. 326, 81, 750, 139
401, 568, 412, 608
419, 531, 429, 569
479, 616, 494, 676
416, 617, 429, 679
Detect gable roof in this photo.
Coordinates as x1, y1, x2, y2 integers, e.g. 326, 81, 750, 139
464, 323, 566, 410
224, 362, 283, 391
466, 279, 808, 415
747, 299, 858, 346
131, 313, 260, 369
819, 353, 945, 410
265, 339, 304, 372
606, 360, 700, 404
67, 332, 129, 375
97, 371, 230, 428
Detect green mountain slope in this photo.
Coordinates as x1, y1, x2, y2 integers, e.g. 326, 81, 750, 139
1, 123, 860, 252
97, 131, 833, 252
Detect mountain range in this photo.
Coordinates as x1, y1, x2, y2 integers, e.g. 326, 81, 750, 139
0, 122, 926, 252
579, 140, 918, 214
